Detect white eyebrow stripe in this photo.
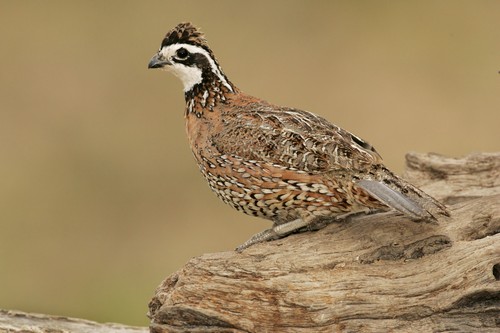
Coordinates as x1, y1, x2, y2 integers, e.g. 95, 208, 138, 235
161, 43, 233, 93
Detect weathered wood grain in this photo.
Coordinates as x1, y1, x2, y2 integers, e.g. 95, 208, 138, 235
148, 153, 500, 333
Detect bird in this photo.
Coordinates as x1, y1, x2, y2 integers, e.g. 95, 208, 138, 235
148, 22, 449, 251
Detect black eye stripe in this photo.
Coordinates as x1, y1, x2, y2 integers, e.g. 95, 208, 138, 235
172, 52, 212, 70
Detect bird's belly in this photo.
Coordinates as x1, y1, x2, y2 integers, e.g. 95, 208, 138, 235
195, 153, 380, 223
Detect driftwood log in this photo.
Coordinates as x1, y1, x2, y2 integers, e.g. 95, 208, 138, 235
0, 309, 148, 333
1, 153, 499, 333
148, 152, 500, 333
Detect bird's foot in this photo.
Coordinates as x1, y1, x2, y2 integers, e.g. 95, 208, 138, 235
236, 218, 311, 252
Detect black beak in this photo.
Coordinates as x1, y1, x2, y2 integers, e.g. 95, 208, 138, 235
148, 53, 170, 69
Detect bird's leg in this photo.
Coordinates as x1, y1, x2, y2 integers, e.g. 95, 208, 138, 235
236, 217, 312, 252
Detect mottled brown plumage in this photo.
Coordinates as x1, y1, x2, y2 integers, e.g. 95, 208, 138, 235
148, 22, 449, 250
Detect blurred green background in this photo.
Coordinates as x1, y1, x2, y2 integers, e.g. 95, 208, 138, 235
0, 0, 499, 327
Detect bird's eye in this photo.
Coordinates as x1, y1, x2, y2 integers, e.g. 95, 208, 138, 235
176, 48, 189, 59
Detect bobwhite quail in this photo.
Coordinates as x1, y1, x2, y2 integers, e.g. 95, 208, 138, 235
148, 22, 448, 251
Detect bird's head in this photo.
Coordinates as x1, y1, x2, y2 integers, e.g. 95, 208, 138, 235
148, 22, 233, 93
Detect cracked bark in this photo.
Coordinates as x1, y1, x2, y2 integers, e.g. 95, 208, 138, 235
148, 152, 500, 333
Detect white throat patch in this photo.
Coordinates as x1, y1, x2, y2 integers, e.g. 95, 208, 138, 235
167, 64, 202, 92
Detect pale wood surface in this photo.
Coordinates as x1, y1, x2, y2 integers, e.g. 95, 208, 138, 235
148, 152, 500, 333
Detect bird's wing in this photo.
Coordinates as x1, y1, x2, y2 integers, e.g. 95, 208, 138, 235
211, 105, 448, 220
211, 106, 382, 174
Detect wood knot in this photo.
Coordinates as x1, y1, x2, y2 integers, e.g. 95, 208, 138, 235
359, 235, 452, 264
493, 263, 500, 281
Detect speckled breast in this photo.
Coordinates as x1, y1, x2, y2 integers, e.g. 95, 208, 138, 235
196, 152, 368, 224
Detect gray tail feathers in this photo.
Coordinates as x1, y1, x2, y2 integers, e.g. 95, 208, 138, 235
356, 168, 449, 221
